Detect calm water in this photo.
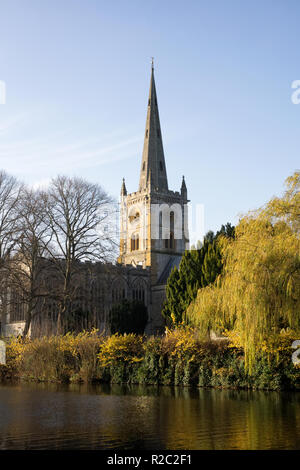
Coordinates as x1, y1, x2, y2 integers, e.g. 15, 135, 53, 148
0, 382, 299, 450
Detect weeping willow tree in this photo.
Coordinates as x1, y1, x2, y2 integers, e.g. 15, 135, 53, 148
186, 172, 300, 372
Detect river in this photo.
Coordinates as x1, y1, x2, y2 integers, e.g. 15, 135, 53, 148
0, 382, 299, 449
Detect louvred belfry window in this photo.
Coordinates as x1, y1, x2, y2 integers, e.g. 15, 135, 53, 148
131, 234, 139, 251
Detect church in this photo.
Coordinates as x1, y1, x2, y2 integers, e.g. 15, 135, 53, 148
0, 64, 189, 337
117, 62, 189, 333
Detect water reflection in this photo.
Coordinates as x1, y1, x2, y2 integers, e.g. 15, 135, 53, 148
0, 382, 299, 449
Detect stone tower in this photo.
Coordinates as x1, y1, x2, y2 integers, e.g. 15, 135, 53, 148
118, 62, 189, 332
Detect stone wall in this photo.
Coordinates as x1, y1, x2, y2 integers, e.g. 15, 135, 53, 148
3, 321, 27, 337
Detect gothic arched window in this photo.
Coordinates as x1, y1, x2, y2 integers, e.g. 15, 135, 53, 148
112, 278, 127, 304
170, 232, 175, 249
132, 279, 146, 305
164, 231, 175, 250
131, 233, 139, 251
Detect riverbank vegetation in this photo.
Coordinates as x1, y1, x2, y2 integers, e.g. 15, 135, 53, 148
165, 172, 300, 373
0, 327, 299, 390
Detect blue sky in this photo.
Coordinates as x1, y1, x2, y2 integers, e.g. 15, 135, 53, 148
0, 0, 299, 239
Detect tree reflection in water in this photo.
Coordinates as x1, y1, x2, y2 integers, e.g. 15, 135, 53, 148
0, 382, 299, 449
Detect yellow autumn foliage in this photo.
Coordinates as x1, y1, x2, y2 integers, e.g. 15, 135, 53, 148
98, 333, 145, 367
4, 329, 102, 381
161, 325, 218, 363
186, 172, 300, 372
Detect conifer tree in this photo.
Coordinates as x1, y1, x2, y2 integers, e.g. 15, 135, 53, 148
202, 240, 223, 285
163, 266, 185, 324
162, 224, 234, 325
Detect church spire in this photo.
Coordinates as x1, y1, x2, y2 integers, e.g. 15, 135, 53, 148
139, 61, 168, 192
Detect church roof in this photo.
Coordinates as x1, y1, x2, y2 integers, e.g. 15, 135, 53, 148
157, 256, 181, 285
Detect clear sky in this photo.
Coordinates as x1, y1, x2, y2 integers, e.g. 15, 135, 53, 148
0, 0, 299, 240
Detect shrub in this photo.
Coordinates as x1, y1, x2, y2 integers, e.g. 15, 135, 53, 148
109, 300, 148, 334
1, 327, 299, 390
2, 330, 103, 383
98, 334, 145, 367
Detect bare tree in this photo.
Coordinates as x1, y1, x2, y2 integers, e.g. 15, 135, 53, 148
0, 171, 23, 333
0, 171, 23, 262
42, 175, 116, 333
4, 188, 52, 337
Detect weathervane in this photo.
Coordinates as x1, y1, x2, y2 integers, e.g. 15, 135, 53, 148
151, 57, 154, 69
